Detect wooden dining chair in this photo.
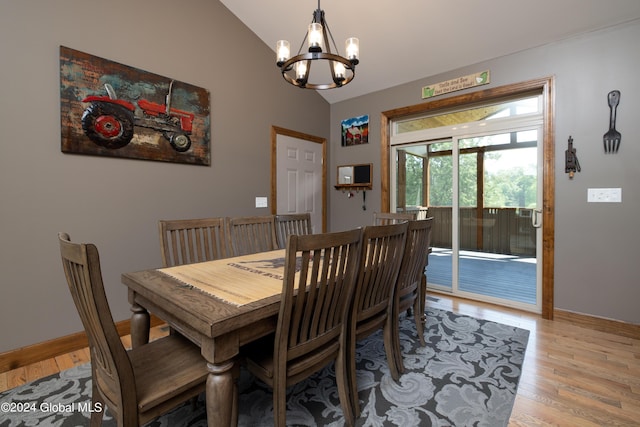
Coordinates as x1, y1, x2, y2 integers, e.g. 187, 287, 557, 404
347, 222, 408, 417
373, 211, 416, 225
241, 228, 363, 427
228, 215, 278, 256
158, 217, 230, 267
390, 218, 433, 376
274, 212, 312, 248
58, 233, 208, 427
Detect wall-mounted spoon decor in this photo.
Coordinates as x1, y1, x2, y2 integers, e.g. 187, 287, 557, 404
603, 90, 621, 153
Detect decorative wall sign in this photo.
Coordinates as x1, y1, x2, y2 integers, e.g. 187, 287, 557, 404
341, 114, 369, 146
60, 46, 211, 165
421, 70, 490, 99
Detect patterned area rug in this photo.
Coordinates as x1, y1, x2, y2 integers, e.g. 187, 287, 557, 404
0, 307, 529, 426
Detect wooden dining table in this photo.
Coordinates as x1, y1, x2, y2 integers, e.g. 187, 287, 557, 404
121, 249, 291, 427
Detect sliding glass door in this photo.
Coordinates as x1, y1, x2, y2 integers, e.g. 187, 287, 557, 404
390, 95, 543, 312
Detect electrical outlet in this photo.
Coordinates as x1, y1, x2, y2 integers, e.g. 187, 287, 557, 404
587, 188, 621, 203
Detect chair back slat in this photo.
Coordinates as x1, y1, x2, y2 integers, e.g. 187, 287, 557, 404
158, 218, 229, 267
228, 215, 278, 256
275, 213, 312, 248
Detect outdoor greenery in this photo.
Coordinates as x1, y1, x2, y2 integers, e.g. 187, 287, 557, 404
401, 147, 537, 209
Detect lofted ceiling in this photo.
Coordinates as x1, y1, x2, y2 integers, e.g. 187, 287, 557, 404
220, 0, 640, 104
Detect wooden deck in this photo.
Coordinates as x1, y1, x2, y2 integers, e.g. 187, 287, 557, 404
427, 247, 537, 305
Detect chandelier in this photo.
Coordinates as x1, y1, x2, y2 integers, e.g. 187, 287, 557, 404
276, 0, 359, 89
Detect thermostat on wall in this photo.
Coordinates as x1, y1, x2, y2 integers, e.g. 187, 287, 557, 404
255, 197, 268, 208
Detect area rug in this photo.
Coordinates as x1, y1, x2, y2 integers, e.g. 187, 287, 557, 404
0, 306, 529, 426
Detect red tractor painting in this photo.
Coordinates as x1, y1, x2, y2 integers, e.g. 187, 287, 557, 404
81, 80, 194, 152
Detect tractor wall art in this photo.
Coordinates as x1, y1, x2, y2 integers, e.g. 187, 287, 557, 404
60, 46, 211, 166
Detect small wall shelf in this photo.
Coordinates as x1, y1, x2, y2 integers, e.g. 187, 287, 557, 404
334, 184, 372, 191
334, 163, 372, 192
335, 163, 372, 210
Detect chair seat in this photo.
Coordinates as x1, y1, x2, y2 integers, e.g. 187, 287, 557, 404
244, 334, 340, 385
129, 334, 208, 413
398, 285, 419, 308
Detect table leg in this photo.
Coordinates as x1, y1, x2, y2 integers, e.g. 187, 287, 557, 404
206, 360, 237, 427
130, 303, 150, 348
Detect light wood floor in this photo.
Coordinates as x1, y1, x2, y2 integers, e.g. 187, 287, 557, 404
1, 295, 639, 426
0, 325, 170, 394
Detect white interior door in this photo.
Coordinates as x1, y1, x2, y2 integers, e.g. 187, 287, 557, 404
276, 134, 323, 233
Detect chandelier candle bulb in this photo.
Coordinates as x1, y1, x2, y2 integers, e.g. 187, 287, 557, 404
308, 23, 323, 51
295, 61, 308, 81
276, 40, 290, 65
334, 62, 346, 80
346, 37, 359, 63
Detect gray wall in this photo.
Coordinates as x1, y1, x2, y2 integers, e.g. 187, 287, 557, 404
329, 21, 640, 325
0, 0, 329, 353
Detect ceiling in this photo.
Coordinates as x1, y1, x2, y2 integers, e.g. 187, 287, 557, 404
220, 0, 640, 104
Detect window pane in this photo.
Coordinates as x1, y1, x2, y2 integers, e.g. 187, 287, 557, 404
459, 133, 510, 149
429, 155, 452, 206
429, 141, 452, 152
396, 150, 425, 208
459, 153, 477, 207
484, 147, 537, 208
517, 129, 537, 143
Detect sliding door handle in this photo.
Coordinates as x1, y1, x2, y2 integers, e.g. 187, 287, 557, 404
531, 209, 542, 228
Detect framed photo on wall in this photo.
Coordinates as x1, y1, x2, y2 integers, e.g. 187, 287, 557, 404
59, 46, 211, 166
341, 114, 369, 146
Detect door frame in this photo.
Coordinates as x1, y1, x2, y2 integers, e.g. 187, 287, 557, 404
380, 77, 555, 319
270, 125, 327, 232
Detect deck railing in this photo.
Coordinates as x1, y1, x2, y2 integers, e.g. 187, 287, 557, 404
401, 206, 536, 256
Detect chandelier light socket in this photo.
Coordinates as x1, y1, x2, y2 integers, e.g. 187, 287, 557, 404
346, 37, 359, 64
276, 40, 290, 66
308, 22, 323, 52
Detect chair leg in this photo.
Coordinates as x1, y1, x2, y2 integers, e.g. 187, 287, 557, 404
89, 383, 104, 427
391, 303, 406, 376
417, 275, 427, 345
335, 348, 355, 427
273, 376, 287, 427
414, 294, 426, 346
348, 336, 361, 418
384, 320, 400, 381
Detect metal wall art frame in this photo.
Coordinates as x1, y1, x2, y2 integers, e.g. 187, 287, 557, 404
60, 46, 211, 165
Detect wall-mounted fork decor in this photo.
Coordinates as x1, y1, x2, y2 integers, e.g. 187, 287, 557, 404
603, 90, 621, 153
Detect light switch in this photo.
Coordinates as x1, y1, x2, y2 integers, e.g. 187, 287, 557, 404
255, 197, 268, 208
587, 188, 622, 203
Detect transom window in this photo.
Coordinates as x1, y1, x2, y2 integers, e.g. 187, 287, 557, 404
394, 95, 541, 134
